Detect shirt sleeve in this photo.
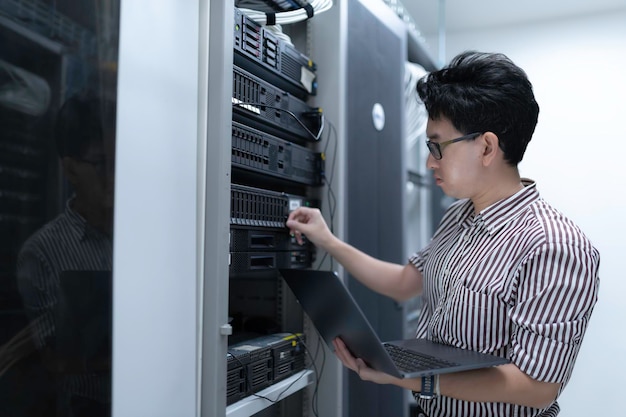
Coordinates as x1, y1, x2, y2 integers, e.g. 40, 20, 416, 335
509, 241, 600, 384
16, 245, 57, 348
408, 244, 431, 272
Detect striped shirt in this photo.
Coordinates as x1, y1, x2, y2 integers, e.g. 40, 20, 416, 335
409, 179, 600, 417
16, 197, 112, 404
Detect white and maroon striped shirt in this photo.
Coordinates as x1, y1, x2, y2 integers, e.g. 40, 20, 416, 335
409, 179, 600, 417
17, 197, 112, 405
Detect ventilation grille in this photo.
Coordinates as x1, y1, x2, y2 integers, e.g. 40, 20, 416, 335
280, 53, 301, 82
230, 184, 287, 228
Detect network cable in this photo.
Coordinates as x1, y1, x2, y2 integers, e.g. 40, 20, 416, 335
231, 100, 325, 142
237, 0, 333, 26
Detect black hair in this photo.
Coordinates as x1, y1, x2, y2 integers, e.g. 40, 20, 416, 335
54, 93, 106, 159
416, 51, 539, 165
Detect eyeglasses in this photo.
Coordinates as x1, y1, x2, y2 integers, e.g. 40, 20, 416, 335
426, 132, 483, 160
76, 158, 108, 176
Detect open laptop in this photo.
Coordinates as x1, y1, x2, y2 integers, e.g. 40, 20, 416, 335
54, 270, 112, 364
279, 269, 509, 379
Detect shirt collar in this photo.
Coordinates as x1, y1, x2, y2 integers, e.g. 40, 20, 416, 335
456, 178, 540, 235
64, 197, 100, 241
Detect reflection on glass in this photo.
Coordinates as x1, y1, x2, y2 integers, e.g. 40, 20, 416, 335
0, 1, 119, 416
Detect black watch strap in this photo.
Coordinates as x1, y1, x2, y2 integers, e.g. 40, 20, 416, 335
419, 375, 437, 400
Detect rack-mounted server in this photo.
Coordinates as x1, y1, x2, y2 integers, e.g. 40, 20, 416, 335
234, 7, 317, 100
229, 184, 317, 277
232, 65, 322, 145
231, 121, 323, 187
227, 333, 307, 405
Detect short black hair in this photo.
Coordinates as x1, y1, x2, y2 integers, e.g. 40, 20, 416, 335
416, 51, 539, 165
54, 93, 106, 159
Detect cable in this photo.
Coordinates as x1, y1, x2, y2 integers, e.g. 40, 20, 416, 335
237, 0, 334, 26
236, 2, 296, 45
253, 367, 309, 403
291, 332, 323, 417
312, 117, 337, 271
227, 349, 301, 404
322, 120, 338, 220
236, 0, 307, 12
321, 119, 338, 272
227, 333, 322, 412
404, 61, 429, 150
275, 333, 325, 417
263, 23, 293, 45
309, 333, 326, 417
236, 0, 300, 12
231, 101, 325, 142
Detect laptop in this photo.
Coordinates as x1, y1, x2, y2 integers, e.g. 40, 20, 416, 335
279, 269, 509, 379
54, 270, 112, 364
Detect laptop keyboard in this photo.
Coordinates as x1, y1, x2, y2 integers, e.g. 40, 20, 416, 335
383, 343, 459, 373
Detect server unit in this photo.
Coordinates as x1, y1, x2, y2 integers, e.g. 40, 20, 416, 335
229, 184, 316, 277
227, 352, 247, 405
234, 7, 317, 100
232, 65, 322, 144
231, 121, 324, 187
227, 333, 307, 403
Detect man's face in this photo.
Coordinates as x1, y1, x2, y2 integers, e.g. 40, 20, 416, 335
425, 117, 484, 200
66, 139, 115, 210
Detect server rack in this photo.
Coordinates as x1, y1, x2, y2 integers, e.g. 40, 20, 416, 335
207, 1, 438, 416
225, 5, 325, 417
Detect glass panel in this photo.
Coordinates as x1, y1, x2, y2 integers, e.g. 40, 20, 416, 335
0, 1, 119, 415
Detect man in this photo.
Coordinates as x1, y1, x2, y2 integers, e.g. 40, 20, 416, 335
16, 92, 115, 416
286, 51, 600, 416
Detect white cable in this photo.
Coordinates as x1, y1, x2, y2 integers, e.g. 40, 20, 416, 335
404, 61, 429, 150
0, 59, 51, 116
236, 0, 281, 13
238, 0, 333, 26
264, 23, 293, 45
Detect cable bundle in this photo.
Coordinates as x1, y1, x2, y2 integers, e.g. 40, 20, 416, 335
404, 61, 429, 150
236, 0, 302, 12
264, 24, 293, 44
236, 0, 333, 26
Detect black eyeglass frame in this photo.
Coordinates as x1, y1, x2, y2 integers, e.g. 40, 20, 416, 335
426, 132, 483, 160
75, 157, 109, 176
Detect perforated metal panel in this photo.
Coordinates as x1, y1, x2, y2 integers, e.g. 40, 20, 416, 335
345, 0, 408, 416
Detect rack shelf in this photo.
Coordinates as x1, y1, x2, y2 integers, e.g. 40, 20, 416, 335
226, 370, 315, 417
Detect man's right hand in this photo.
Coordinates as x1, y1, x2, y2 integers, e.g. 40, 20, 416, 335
286, 207, 335, 250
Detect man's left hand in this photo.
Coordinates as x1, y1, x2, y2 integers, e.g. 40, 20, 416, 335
332, 337, 399, 385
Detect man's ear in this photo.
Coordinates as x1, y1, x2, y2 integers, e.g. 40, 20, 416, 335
481, 132, 500, 166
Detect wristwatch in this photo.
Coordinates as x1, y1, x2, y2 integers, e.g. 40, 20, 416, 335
419, 375, 439, 400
